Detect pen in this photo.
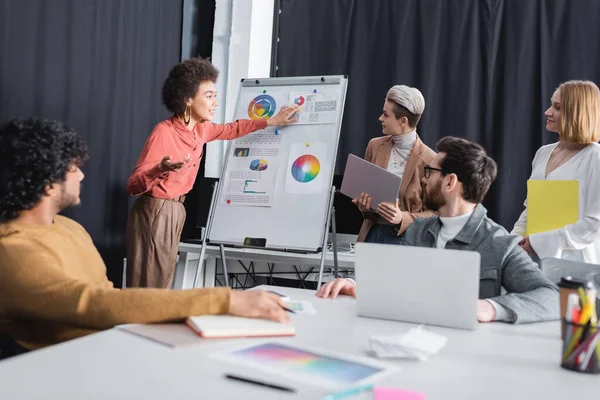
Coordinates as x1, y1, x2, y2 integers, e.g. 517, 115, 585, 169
565, 294, 578, 345
579, 331, 600, 371
282, 306, 296, 314
225, 374, 296, 393
566, 294, 577, 322
321, 383, 374, 400
578, 287, 587, 307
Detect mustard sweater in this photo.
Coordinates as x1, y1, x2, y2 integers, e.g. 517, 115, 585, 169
0, 216, 230, 350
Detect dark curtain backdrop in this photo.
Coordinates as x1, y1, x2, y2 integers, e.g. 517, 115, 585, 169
0, 0, 182, 285
275, 0, 600, 232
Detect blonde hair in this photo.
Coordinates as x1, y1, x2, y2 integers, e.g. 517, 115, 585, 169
386, 85, 425, 127
558, 80, 600, 144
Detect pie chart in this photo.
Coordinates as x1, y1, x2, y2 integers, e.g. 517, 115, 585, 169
249, 159, 268, 171
248, 94, 277, 120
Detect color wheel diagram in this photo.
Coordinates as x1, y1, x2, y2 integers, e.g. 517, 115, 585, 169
294, 95, 305, 106
248, 94, 277, 119
291, 155, 320, 183
285, 142, 328, 195
249, 159, 268, 171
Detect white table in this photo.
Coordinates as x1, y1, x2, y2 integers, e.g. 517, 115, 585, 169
0, 286, 595, 399
173, 243, 355, 289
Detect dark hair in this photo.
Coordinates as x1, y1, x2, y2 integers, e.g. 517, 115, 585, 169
161, 58, 219, 114
389, 102, 421, 128
0, 118, 88, 222
435, 136, 497, 204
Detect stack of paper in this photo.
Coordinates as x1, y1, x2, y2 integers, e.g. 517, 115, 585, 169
369, 326, 447, 361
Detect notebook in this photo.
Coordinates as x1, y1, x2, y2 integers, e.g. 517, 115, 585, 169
526, 180, 579, 236
185, 315, 295, 338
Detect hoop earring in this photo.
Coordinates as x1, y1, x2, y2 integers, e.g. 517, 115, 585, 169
183, 106, 191, 125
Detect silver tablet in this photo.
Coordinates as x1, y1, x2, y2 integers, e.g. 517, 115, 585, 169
340, 154, 402, 208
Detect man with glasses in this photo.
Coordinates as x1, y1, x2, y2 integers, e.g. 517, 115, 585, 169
317, 137, 558, 324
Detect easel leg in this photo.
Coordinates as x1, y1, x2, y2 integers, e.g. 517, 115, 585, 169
193, 181, 219, 288
219, 244, 229, 287
317, 186, 337, 290
331, 207, 339, 278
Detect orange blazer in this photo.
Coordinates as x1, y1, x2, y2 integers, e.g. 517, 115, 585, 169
356, 135, 437, 242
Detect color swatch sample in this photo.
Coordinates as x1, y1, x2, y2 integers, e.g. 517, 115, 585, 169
291, 155, 320, 183
374, 387, 426, 400
249, 159, 268, 171
248, 94, 277, 119
231, 343, 383, 385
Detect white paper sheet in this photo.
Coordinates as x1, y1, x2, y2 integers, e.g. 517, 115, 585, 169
289, 90, 339, 124
284, 142, 329, 195
220, 127, 284, 207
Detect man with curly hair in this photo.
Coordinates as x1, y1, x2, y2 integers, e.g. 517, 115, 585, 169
126, 58, 299, 288
0, 118, 290, 354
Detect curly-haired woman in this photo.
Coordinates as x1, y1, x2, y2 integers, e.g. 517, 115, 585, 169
126, 58, 298, 288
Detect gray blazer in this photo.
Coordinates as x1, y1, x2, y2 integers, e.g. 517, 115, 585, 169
399, 204, 559, 323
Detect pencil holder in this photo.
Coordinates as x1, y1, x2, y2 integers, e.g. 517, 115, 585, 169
561, 319, 600, 374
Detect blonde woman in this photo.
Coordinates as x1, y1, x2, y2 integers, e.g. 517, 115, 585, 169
512, 80, 600, 263
356, 85, 436, 244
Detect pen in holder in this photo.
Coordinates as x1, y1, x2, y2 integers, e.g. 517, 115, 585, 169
561, 319, 600, 374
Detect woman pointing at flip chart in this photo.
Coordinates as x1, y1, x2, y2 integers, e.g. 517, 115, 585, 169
355, 85, 437, 244
512, 80, 600, 264
125, 58, 298, 288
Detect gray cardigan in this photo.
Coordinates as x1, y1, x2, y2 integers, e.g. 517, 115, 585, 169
399, 204, 559, 323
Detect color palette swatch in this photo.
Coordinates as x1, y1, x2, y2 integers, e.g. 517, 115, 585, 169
249, 159, 268, 171
248, 94, 276, 119
291, 155, 320, 183
231, 343, 383, 385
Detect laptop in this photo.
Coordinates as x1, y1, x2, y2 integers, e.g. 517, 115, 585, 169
355, 243, 481, 330
340, 154, 402, 208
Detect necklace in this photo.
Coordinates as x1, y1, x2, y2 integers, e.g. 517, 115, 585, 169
391, 145, 413, 169
546, 145, 576, 176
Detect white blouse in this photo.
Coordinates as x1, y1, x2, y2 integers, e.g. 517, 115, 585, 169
512, 142, 600, 264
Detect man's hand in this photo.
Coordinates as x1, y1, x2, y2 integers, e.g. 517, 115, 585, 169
518, 236, 538, 257
266, 105, 300, 126
477, 299, 497, 323
229, 290, 290, 323
315, 278, 356, 299
158, 154, 190, 173
352, 192, 373, 213
377, 199, 403, 225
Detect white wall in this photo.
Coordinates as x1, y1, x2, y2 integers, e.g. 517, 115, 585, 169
205, 0, 275, 178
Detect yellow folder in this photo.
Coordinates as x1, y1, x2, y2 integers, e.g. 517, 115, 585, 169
526, 180, 579, 236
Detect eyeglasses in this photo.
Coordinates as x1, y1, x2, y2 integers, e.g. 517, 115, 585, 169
423, 165, 444, 179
